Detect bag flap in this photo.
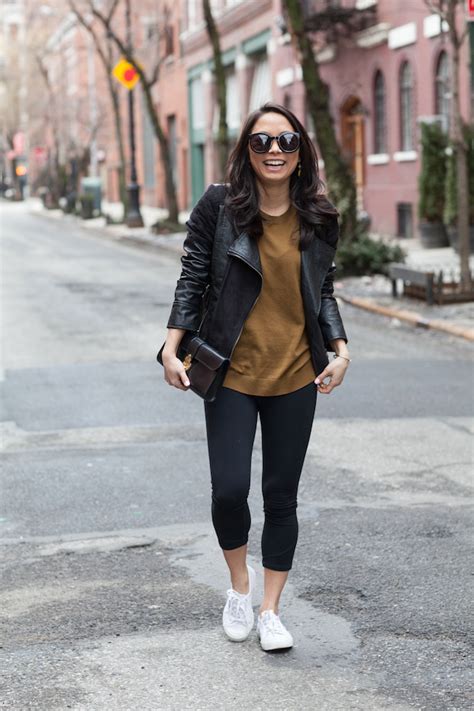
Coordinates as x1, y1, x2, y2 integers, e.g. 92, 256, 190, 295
192, 341, 229, 371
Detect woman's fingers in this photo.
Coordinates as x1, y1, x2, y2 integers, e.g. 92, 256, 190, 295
314, 362, 347, 394
179, 367, 191, 388
316, 379, 338, 394
163, 356, 191, 390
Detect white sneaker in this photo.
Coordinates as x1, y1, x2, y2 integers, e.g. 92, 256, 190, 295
256, 609, 294, 651
222, 565, 256, 642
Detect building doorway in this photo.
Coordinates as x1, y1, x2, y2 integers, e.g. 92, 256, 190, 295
341, 96, 365, 211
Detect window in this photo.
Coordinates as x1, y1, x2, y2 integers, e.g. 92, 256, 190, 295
165, 24, 174, 56
305, 98, 316, 142
190, 77, 205, 130
142, 90, 156, 188
435, 51, 449, 131
399, 61, 414, 151
226, 70, 240, 129
248, 56, 272, 112
212, 69, 241, 132
167, 115, 177, 188
187, 0, 197, 30
397, 202, 413, 238
373, 70, 386, 154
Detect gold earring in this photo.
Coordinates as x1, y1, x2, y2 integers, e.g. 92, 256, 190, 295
297, 161, 302, 177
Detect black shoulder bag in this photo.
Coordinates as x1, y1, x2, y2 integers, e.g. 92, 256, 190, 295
156, 332, 229, 402
156, 201, 230, 402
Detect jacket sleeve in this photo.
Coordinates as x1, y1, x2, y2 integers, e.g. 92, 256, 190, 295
166, 184, 221, 332
318, 217, 349, 350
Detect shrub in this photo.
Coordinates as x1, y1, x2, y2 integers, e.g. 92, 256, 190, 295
418, 122, 447, 222
337, 234, 405, 277
443, 123, 474, 226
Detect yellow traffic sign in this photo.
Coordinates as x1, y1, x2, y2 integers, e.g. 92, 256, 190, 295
112, 58, 139, 90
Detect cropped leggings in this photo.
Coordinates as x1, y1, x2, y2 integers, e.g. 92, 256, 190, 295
203, 381, 317, 572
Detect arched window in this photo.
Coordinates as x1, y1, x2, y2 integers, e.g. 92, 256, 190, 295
373, 70, 386, 154
400, 61, 414, 151
435, 51, 450, 130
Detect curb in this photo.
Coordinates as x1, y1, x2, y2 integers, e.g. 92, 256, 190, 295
339, 295, 474, 342
30, 207, 186, 257
31, 207, 473, 343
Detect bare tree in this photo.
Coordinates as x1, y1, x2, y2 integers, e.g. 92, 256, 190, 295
282, 0, 358, 242
425, 0, 471, 288
88, 0, 179, 223
36, 54, 64, 204
202, 0, 228, 181
68, 0, 128, 217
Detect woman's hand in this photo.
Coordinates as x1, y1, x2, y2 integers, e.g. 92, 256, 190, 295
162, 350, 191, 391
314, 356, 350, 395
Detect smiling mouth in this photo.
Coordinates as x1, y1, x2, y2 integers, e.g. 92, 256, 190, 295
263, 160, 286, 166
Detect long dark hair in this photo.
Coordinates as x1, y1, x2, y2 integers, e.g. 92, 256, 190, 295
225, 102, 338, 250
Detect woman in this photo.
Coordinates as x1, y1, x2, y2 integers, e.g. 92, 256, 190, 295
161, 102, 350, 652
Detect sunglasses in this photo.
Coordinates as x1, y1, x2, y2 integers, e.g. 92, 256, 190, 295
248, 131, 300, 154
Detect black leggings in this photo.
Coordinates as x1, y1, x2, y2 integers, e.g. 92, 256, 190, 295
204, 381, 317, 572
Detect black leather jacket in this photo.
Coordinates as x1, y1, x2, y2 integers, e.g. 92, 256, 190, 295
166, 184, 348, 374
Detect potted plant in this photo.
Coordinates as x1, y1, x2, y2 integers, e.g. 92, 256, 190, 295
444, 124, 474, 253
418, 121, 449, 248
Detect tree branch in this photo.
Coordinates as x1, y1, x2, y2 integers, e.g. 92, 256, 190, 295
68, 0, 109, 69
86, 0, 162, 88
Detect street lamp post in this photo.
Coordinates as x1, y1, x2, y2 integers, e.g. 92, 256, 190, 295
125, 0, 143, 227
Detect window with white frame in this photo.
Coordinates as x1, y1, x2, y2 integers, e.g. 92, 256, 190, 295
191, 76, 205, 130
399, 61, 414, 151
212, 69, 241, 132
435, 51, 450, 131
142, 89, 156, 188
187, 0, 198, 31
226, 70, 240, 129
167, 115, 178, 187
248, 55, 272, 113
373, 70, 386, 153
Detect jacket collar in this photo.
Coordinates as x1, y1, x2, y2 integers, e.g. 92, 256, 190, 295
224, 212, 335, 279
227, 231, 263, 276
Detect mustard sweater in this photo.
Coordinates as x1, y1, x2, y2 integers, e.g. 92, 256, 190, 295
222, 205, 316, 396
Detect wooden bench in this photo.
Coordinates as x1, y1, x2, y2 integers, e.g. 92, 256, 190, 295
388, 263, 436, 305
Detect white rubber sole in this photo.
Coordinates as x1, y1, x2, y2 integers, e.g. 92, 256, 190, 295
257, 633, 294, 651
225, 627, 253, 642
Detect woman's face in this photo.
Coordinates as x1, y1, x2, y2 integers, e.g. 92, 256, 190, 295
247, 112, 300, 188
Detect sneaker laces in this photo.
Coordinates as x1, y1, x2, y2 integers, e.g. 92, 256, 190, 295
261, 611, 286, 635
226, 590, 248, 624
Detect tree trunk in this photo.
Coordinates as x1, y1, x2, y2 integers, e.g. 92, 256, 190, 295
68, 2, 128, 218
106, 39, 127, 218
88, 4, 179, 223
448, 4, 471, 288
283, 0, 357, 242
203, 0, 229, 180
107, 77, 128, 217
141, 81, 179, 223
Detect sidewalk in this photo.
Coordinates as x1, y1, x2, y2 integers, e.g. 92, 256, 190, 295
29, 199, 474, 342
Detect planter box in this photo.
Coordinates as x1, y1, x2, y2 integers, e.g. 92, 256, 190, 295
446, 225, 474, 254
418, 221, 449, 248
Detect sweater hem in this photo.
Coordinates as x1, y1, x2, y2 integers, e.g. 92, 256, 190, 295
222, 364, 316, 397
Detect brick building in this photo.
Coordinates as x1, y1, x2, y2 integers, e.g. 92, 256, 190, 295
177, 0, 471, 238
24, 0, 472, 239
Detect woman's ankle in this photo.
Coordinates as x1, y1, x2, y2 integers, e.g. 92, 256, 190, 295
231, 566, 249, 594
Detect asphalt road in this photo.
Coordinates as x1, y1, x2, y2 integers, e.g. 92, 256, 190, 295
1, 200, 473, 711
